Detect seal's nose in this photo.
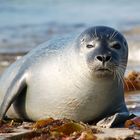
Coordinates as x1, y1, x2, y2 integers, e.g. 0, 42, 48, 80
96, 55, 111, 63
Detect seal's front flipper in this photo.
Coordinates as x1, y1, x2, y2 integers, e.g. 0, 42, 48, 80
96, 112, 129, 128
0, 73, 27, 120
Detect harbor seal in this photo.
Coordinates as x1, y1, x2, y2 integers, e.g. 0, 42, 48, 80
0, 26, 129, 127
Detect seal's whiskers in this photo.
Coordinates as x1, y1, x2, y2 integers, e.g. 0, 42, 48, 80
109, 30, 117, 40
116, 68, 124, 88
94, 28, 98, 38
118, 63, 136, 91
125, 76, 136, 91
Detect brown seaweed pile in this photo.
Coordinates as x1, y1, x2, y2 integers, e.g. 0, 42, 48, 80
25, 118, 97, 140
124, 71, 140, 92
0, 118, 97, 140
0, 117, 139, 139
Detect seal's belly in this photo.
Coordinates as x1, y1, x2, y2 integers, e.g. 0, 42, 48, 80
7, 63, 114, 122
9, 63, 114, 121
25, 79, 111, 121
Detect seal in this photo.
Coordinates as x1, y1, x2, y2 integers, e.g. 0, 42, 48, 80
0, 26, 129, 127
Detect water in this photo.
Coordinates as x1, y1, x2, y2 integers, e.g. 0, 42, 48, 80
0, 0, 140, 28
0, 0, 140, 116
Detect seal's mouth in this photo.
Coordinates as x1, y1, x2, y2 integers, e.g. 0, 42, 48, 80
93, 66, 113, 78
96, 68, 111, 72
95, 67, 112, 72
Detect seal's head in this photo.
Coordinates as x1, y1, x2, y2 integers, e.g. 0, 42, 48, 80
77, 26, 128, 79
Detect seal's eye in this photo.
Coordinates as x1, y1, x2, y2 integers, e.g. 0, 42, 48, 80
86, 44, 94, 48
111, 43, 121, 50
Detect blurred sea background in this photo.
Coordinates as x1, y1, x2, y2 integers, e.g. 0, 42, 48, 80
0, 0, 140, 115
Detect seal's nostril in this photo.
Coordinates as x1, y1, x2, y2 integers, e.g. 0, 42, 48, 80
96, 56, 103, 62
106, 56, 111, 61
